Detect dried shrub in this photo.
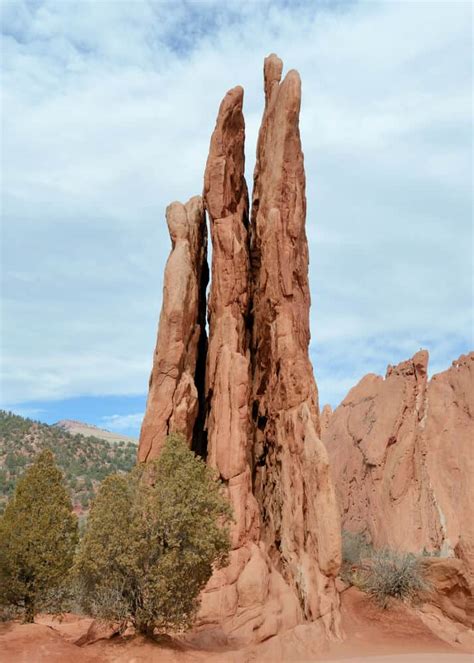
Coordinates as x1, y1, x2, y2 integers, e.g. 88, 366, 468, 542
362, 548, 430, 608
342, 530, 373, 566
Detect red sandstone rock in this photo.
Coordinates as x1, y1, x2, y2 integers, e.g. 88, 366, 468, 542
421, 557, 474, 629
249, 53, 341, 635
423, 354, 474, 575
138, 54, 342, 646
199, 81, 302, 646
324, 351, 474, 579
203, 85, 255, 496
320, 404, 333, 436
138, 196, 208, 461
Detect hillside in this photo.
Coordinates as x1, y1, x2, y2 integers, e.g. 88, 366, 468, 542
54, 419, 138, 445
0, 410, 137, 515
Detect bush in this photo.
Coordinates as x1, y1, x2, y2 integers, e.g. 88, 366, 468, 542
74, 433, 232, 636
361, 549, 429, 608
0, 449, 78, 622
342, 530, 373, 566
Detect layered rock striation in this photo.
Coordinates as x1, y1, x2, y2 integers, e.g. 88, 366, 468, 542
138, 55, 342, 644
323, 351, 474, 578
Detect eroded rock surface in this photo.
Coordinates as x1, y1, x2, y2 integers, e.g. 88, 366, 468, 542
138, 55, 342, 645
138, 196, 208, 461
249, 53, 341, 635
320, 405, 333, 436
197, 80, 303, 647
324, 351, 474, 578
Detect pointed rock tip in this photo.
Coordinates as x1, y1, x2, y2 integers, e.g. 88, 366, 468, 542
227, 84, 244, 99
283, 68, 301, 86
280, 68, 302, 106
264, 53, 283, 102
166, 196, 203, 241
218, 85, 244, 114
167, 195, 202, 213
385, 349, 429, 380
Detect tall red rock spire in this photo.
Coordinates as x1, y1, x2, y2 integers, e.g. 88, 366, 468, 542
203, 85, 260, 548
249, 53, 341, 630
138, 55, 342, 645
138, 196, 208, 462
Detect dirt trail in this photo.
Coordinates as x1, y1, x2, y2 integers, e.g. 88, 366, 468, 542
1, 589, 472, 662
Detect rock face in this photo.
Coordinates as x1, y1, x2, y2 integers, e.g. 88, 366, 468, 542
203, 86, 256, 528
320, 405, 333, 437
323, 351, 474, 578
138, 55, 342, 645
421, 557, 474, 629
249, 54, 341, 631
138, 197, 208, 462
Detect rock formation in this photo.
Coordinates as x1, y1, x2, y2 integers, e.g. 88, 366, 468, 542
138, 197, 208, 462
323, 351, 474, 578
249, 54, 341, 631
138, 55, 342, 645
320, 404, 333, 437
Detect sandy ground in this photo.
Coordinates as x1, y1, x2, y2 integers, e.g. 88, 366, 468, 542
325, 658, 472, 662
1, 589, 472, 662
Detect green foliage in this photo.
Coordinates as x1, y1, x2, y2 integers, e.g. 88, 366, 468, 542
0, 410, 137, 514
74, 433, 232, 636
0, 450, 78, 622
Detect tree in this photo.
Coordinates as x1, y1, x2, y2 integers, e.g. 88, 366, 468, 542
0, 449, 78, 622
75, 433, 232, 636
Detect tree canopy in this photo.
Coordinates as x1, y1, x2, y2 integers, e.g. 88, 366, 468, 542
0, 449, 78, 622
75, 433, 232, 636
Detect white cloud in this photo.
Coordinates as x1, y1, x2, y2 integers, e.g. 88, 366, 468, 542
1, 0, 472, 409
101, 412, 144, 433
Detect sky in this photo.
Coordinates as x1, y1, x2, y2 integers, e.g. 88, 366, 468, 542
1, 0, 472, 438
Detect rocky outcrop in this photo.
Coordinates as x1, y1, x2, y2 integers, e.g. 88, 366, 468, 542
320, 405, 333, 437
139, 55, 342, 645
249, 54, 341, 634
423, 354, 474, 575
138, 197, 208, 461
421, 557, 474, 629
323, 351, 474, 577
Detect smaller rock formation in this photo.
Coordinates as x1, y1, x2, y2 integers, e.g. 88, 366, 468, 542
320, 405, 333, 437
138, 197, 208, 461
324, 351, 474, 580
421, 558, 474, 629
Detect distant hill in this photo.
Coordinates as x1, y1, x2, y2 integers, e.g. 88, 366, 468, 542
0, 410, 137, 516
54, 419, 138, 445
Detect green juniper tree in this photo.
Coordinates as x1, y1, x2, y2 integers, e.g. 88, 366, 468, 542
75, 433, 232, 636
0, 449, 78, 622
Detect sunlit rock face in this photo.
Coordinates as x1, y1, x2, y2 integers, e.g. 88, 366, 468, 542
138, 196, 208, 462
249, 53, 341, 633
324, 351, 474, 580
138, 55, 342, 645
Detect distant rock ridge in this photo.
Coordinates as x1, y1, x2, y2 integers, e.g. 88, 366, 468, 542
323, 350, 474, 579
138, 54, 341, 646
54, 420, 137, 445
